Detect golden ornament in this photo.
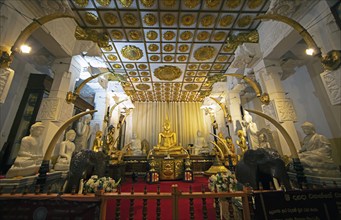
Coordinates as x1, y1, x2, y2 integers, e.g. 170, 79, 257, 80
194, 46, 216, 61
197, 71, 208, 76
200, 64, 210, 70
185, 77, 193, 82
142, 77, 150, 82
184, 0, 200, 8
214, 31, 226, 41
186, 71, 195, 76
217, 55, 229, 62
179, 44, 189, 52
200, 14, 215, 27
118, 0, 133, 7
195, 77, 205, 82
74, 0, 88, 7
184, 84, 199, 91
164, 55, 173, 61
111, 30, 123, 39
131, 77, 139, 82
125, 64, 134, 69
177, 55, 187, 61
180, 31, 193, 40
138, 64, 147, 69
146, 30, 158, 40
96, 0, 111, 7
129, 30, 141, 40
163, 31, 175, 40
144, 13, 157, 26
163, 44, 174, 52
150, 55, 160, 61
107, 54, 117, 61
163, 0, 176, 7
226, 0, 241, 8
103, 13, 118, 25
141, 71, 149, 76
188, 64, 198, 70
248, 0, 263, 9
213, 64, 223, 69
237, 15, 252, 27
205, 0, 220, 8
162, 14, 176, 26
102, 45, 113, 51
129, 71, 137, 75
220, 15, 234, 26
136, 84, 150, 90
154, 65, 182, 81
113, 64, 122, 68
141, 0, 155, 7
148, 44, 159, 51
181, 14, 195, 26
84, 12, 99, 25
121, 45, 143, 60
123, 13, 137, 25
197, 31, 210, 41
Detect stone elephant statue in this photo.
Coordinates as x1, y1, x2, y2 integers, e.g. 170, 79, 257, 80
64, 150, 109, 193
235, 148, 291, 190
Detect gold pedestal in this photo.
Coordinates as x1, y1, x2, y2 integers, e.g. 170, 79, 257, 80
153, 154, 188, 180
204, 155, 228, 176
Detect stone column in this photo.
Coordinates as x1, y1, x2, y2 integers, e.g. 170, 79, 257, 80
36, 57, 80, 157
254, 59, 301, 156
227, 90, 244, 153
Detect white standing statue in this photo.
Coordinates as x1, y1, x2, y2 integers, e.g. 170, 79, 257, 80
243, 111, 259, 149
74, 114, 92, 151
194, 130, 209, 155
54, 129, 76, 171
6, 122, 45, 178
298, 122, 340, 177
130, 133, 142, 156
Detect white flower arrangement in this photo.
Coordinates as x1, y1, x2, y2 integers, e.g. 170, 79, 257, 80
208, 171, 237, 192
84, 175, 120, 193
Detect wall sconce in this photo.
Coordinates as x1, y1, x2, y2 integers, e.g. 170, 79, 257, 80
66, 71, 113, 104
255, 13, 341, 71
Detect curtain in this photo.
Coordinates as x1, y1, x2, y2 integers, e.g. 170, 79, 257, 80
129, 102, 208, 148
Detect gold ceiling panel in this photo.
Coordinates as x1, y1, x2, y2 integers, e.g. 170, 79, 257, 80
69, 0, 269, 102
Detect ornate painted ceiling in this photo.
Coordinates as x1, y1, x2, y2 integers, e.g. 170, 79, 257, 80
68, 0, 270, 102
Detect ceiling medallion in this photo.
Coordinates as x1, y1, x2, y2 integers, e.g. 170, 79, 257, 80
138, 64, 147, 69
102, 45, 113, 51
119, 0, 133, 7
217, 55, 229, 62
123, 13, 137, 25
188, 64, 198, 70
223, 45, 233, 52
146, 30, 158, 40
185, 77, 193, 82
141, 71, 149, 76
104, 13, 118, 25
164, 44, 174, 52
164, 55, 173, 61
131, 77, 139, 82
163, 31, 175, 40
111, 30, 123, 39
136, 84, 150, 90
125, 64, 134, 69
154, 82, 161, 86
197, 71, 208, 76
163, 0, 176, 7
113, 64, 122, 68
194, 46, 216, 61
184, 0, 200, 8
205, 0, 220, 8
186, 71, 195, 76
144, 13, 157, 26
197, 31, 210, 41
181, 14, 195, 26
200, 64, 210, 70
129, 30, 141, 40
179, 44, 189, 52
237, 15, 252, 27
84, 12, 99, 25
177, 55, 187, 61
154, 65, 182, 81
148, 44, 159, 51
214, 31, 226, 41
195, 77, 205, 82
213, 64, 223, 70
96, 0, 111, 6
248, 0, 263, 9
142, 77, 150, 82
121, 45, 143, 60
184, 84, 199, 91
200, 15, 215, 27
162, 14, 176, 26
180, 31, 193, 40
129, 71, 137, 75
226, 0, 241, 8
150, 55, 160, 61
74, 0, 88, 7
141, 0, 155, 7
107, 54, 117, 61
220, 15, 234, 26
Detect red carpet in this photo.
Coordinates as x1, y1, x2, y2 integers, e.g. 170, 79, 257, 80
106, 176, 216, 220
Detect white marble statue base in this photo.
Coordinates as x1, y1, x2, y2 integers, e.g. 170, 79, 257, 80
5, 165, 40, 178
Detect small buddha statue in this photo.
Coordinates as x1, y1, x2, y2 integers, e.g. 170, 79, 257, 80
54, 129, 76, 171
92, 131, 103, 152
236, 130, 248, 155
153, 119, 184, 155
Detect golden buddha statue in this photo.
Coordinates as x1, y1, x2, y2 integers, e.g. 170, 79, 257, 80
236, 130, 248, 155
153, 119, 185, 155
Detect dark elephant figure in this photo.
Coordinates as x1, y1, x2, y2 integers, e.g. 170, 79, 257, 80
235, 148, 292, 190
64, 150, 109, 193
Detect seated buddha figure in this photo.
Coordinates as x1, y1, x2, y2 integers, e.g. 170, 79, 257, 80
153, 119, 184, 155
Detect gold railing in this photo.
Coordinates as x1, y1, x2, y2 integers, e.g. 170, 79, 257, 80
0, 185, 252, 220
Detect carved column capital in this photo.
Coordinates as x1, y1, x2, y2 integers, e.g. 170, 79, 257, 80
230, 43, 261, 69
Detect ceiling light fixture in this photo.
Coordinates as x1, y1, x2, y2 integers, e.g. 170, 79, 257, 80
20, 44, 31, 54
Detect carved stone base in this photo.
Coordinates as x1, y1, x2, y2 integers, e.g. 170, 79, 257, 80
5, 165, 40, 178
